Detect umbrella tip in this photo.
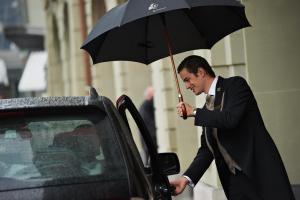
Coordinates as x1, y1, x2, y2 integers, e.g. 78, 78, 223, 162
89, 87, 99, 98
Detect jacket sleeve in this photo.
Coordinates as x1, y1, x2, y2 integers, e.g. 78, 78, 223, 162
183, 129, 214, 185
194, 77, 251, 130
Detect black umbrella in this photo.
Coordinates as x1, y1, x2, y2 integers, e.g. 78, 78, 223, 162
81, 0, 250, 119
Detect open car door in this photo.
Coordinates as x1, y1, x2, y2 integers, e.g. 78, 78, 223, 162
116, 95, 180, 200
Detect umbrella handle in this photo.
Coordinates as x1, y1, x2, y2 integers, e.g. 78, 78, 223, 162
178, 95, 187, 120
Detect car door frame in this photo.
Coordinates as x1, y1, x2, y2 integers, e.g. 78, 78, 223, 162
116, 95, 173, 200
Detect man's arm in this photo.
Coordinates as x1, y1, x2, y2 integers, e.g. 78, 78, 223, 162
183, 132, 214, 184
170, 132, 213, 195
195, 77, 252, 129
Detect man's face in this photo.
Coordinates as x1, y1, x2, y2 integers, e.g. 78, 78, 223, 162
179, 68, 204, 95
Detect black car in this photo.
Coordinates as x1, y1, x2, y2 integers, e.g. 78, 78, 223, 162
0, 88, 179, 200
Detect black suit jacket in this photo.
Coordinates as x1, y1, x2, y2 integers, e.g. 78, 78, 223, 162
184, 76, 295, 200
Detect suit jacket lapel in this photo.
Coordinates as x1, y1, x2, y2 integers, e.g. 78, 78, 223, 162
205, 77, 225, 154
214, 76, 225, 111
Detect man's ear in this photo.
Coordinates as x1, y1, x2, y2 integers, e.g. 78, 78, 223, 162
197, 68, 205, 77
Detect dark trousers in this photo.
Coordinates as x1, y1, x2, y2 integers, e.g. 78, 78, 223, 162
216, 158, 263, 200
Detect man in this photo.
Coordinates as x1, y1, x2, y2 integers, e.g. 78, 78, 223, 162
171, 55, 295, 200
139, 86, 157, 165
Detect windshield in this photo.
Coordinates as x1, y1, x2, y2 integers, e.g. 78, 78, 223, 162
0, 107, 127, 191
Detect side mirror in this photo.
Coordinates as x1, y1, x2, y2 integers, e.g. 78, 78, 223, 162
157, 153, 180, 175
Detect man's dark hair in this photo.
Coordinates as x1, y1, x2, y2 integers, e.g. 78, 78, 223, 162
177, 55, 215, 77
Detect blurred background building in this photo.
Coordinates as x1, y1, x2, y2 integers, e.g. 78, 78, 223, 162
1, 0, 300, 199
0, 0, 27, 98
0, 0, 46, 98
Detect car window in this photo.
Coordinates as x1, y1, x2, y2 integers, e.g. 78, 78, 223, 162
123, 112, 147, 166
0, 107, 127, 191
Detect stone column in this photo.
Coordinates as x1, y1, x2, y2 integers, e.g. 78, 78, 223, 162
68, 0, 87, 96
60, 2, 72, 96
84, 0, 116, 100
45, 4, 64, 96
151, 58, 177, 153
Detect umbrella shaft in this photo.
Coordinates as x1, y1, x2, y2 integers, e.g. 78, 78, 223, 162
161, 14, 184, 103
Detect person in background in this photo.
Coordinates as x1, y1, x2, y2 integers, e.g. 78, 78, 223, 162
139, 86, 157, 166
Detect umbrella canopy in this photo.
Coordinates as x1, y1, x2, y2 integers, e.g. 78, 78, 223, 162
81, 0, 250, 65
81, 0, 250, 119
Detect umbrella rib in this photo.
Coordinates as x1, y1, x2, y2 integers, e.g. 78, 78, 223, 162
183, 9, 210, 47
119, 2, 129, 26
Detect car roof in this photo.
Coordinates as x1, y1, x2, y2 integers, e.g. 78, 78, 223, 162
0, 87, 114, 111
0, 96, 86, 110
0, 95, 111, 111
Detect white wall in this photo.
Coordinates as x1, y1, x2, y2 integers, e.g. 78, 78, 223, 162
243, 0, 300, 184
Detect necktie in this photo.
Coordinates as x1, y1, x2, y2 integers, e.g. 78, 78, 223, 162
205, 95, 222, 158
205, 95, 215, 111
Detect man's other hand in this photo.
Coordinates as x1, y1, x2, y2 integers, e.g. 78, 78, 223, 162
176, 102, 194, 117
170, 176, 189, 196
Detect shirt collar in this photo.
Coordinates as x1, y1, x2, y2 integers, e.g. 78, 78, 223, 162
208, 76, 218, 96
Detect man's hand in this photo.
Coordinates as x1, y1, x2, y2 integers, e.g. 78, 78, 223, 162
170, 176, 189, 196
177, 102, 194, 117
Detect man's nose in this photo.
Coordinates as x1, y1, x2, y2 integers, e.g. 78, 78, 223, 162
185, 82, 191, 89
